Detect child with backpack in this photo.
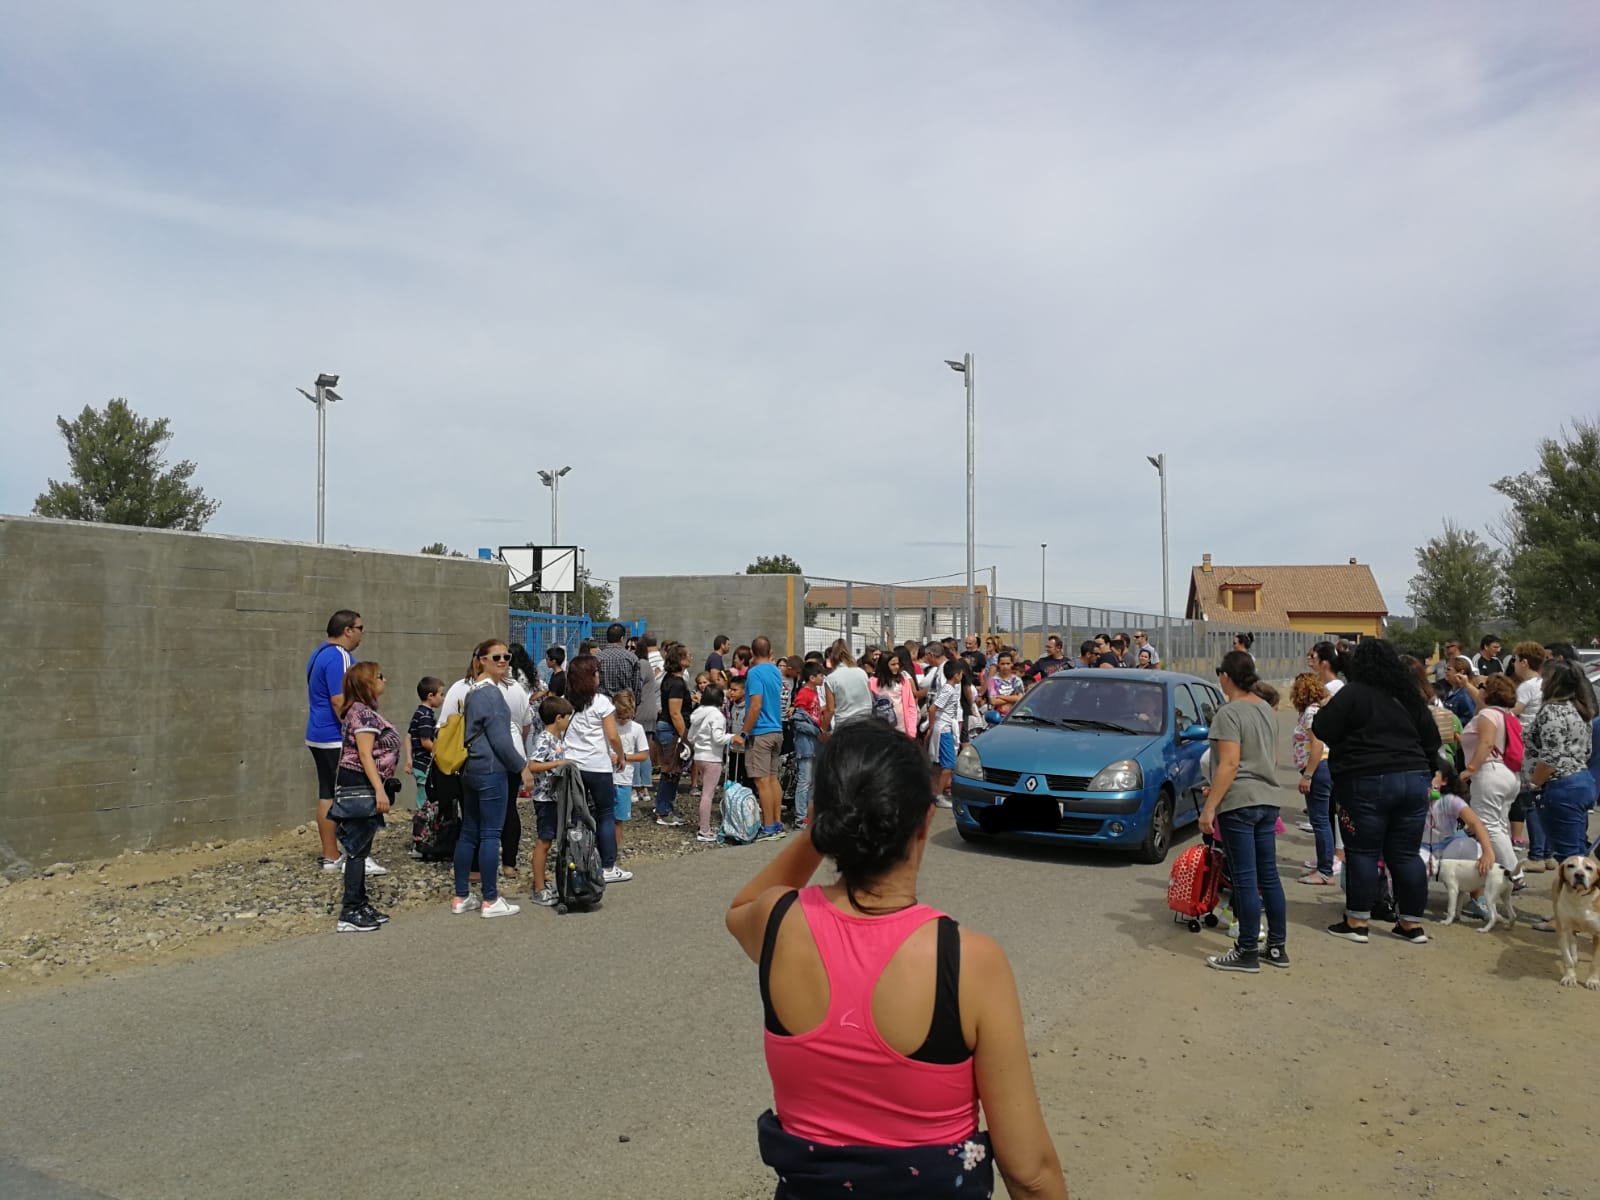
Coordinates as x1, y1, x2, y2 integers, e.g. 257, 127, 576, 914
688, 683, 732, 843
724, 675, 749, 786
527, 696, 574, 907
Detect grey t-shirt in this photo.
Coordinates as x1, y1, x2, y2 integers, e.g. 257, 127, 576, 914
1210, 698, 1281, 814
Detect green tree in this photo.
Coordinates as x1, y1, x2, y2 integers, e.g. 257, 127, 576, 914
34, 398, 219, 530
1405, 521, 1499, 641
1493, 419, 1600, 638
746, 553, 804, 575
420, 543, 468, 557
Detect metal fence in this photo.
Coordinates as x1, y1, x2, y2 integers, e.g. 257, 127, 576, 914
509, 611, 645, 667
800, 576, 1340, 681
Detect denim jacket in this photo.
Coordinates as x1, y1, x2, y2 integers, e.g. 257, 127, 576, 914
791, 707, 821, 759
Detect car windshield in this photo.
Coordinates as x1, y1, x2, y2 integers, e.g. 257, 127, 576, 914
1009, 677, 1167, 734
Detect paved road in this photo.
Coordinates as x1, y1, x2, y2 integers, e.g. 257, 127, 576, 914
0, 795, 1198, 1200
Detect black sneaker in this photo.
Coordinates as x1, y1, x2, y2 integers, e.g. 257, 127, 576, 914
1390, 922, 1429, 945
1205, 946, 1260, 974
360, 905, 391, 925
336, 909, 381, 933
1263, 944, 1291, 969
1327, 920, 1370, 943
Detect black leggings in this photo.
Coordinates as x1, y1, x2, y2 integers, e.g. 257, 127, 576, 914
503, 772, 523, 871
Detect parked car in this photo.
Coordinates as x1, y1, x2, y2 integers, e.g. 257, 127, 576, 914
951, 669, 1223, 863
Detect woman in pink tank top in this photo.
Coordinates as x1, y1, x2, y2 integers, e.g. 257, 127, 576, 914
726, 720, 1069, 1199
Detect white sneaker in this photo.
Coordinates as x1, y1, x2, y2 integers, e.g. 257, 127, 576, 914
695, 832, 718, 843
1298, 821, 1315, 833
602, 866, 634, 884
319, 856, 344, 873
934, 796, 954, 810
481, 897, 521, 918
450, 896, 480, 914
363, 857, 389, 877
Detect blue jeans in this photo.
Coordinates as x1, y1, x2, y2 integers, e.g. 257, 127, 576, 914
455, 771, 508, 903
1523, 790, 1550, 861
580, 770, 620, 869
1306, 761, 1335, 875
793, 755, 815, 822
1334, 770, 1430, 924
1217, 805, 1287, 954
1542, 771, 1598, 860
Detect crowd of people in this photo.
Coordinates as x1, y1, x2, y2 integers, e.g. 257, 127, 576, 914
1203, 634, 1599, 973
303, 614, 1192, 931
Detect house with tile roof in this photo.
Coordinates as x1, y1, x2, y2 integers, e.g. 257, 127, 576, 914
1185, 554, 1388, 639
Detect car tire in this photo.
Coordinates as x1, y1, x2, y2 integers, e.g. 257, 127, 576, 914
1134, 791, 1173, 864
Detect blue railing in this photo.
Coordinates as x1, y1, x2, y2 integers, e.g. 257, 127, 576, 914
509, 611, 646, 667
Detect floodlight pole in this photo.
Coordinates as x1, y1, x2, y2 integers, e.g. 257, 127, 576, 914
299, 374, 340, 543
945, 353, 976, 638
539, 466, 572, 616
1147, 453, 1170, 655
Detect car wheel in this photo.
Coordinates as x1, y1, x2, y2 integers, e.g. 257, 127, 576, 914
956, 826, 987, 844
1134, 791, 1173, 864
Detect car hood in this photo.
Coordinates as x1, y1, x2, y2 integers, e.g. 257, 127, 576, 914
975, 722, 1162, 776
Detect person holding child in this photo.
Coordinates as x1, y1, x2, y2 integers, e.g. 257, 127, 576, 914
332, 662, 401, 933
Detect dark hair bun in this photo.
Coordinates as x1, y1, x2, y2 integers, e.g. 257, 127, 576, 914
808, 721, 932, 903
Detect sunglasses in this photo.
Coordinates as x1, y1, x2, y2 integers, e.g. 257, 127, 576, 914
377, 673, 386, 681
481, 653, 512, 663
353, 624, 365, 632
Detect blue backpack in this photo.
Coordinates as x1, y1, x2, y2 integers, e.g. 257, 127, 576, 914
720, 781, 763, 845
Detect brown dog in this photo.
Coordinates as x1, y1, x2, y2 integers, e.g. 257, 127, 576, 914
1552, 856, 1600, 989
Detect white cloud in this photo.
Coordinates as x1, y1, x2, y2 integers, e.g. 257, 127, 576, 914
1, 1, 1595, 618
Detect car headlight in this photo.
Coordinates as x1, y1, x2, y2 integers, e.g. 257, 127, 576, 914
954, 744, 984, 780
1088, 759, 1142, 791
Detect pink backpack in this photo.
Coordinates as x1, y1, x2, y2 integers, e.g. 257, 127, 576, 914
1491, 708, 1525, 773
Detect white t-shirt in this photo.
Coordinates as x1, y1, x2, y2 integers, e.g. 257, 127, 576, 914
614, 719, 648, 787
438, 677, 473, 724
439, 677, 528, 749
566, 693, 617, 773
829, 666, 873, 726
1324, 678, 1345, 697
1516, 677, 1543, 724
929, 673, 961, 737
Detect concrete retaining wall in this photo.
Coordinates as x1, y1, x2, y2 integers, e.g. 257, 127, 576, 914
618, 574, 806, 661
0, 515, 508, 871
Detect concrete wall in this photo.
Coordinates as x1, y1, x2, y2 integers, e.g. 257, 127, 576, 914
0, 515, 508, 871
618, 574, 806, 661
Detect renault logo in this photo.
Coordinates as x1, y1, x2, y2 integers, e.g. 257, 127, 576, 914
1024, 776, 1039, 792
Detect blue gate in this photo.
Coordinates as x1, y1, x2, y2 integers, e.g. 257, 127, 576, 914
509, 611, 646, 668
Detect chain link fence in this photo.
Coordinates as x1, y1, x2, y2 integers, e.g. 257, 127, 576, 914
802, 576, 1340, 681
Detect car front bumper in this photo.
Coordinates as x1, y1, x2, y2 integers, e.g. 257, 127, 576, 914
951, 777, 1152, 846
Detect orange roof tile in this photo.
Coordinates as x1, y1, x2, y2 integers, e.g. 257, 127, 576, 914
1187, 563, 1387, 628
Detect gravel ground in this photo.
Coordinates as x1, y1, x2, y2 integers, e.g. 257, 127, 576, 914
0, 793, 715, 994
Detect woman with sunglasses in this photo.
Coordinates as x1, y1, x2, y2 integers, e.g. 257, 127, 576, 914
332, 662, 400, 933
451, 640, 535, 918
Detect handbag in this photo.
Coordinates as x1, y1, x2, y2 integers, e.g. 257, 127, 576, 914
329, 781, 379, 821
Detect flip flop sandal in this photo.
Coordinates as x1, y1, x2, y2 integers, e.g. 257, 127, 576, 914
1298, 872, 1335, 886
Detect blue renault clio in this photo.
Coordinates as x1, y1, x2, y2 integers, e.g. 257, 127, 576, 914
951, 669, 1224, 863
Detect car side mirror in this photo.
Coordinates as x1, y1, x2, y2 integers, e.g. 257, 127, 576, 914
985, 709, 1003, 725
1179, 723, 1209, 741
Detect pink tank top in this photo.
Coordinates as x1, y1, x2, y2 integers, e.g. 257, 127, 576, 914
763, 886, 979, 1147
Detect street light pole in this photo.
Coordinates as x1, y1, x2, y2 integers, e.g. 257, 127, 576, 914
297, 373, 342, 543
945, 353, 976, 638
1040, 543, 1047, 653
538, 467, 572, 616
1146, 453, 1170, 656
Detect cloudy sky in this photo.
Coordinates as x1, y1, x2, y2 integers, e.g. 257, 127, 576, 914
2, 2, 1595, 617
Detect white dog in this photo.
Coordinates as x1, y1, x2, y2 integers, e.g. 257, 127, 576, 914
1436, 860, 1515, 932
1551, 855, 1600, 990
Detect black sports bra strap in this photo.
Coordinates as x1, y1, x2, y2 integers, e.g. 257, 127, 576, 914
910, 915, 971, 1065
760, 889, 802, 1036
